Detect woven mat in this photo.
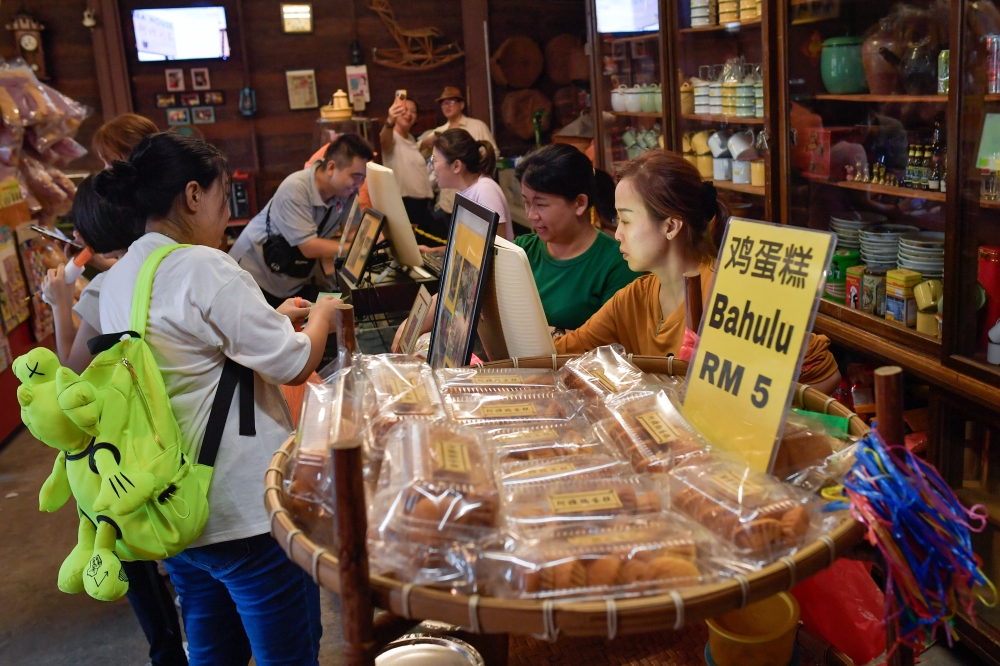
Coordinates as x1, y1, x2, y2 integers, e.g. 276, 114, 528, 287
509, 622, 709, 666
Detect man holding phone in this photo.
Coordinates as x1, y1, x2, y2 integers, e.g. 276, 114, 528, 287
380, 91, 435, 234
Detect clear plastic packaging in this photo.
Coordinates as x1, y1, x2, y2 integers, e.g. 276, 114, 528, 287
668, 455, 819, 564
775, 411, 857, 493
482, 517, 715, 600
502, 474, 668, 534
498, 454, 631, 489
598, 390, 709, 473
443, 390, 583, 426
558, 344, 645, 400
369, 420, 499, 592
435, 367, 562, 393
482, 419, 617, 465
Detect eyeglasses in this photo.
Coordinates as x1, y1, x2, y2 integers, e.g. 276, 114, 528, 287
440, 98, 461, 106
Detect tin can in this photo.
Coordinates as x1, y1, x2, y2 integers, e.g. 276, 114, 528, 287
846, 264, 865, 310
979, 245, 1000, 350
377, 636, 485, 666
862, 268, 887, 316
989, 37, 1000, 94
938, 50, 949, 95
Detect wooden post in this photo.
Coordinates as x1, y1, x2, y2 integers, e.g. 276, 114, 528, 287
332, 437, 376, 666
684, 270, 703, 332
874, 366, 914, 666
336, 303, 358, 356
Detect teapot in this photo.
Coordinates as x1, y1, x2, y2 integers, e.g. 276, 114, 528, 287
625, 85, 644, 113
878, 37, 940, 95
611, 85, 627, 112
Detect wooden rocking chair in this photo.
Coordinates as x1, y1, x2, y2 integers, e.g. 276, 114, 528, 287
367, 0, 464, 71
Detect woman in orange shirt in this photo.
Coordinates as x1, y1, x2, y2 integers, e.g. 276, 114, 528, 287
555, 150, 840, 393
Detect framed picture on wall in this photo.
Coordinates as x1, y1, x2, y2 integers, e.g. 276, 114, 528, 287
203, 91, 225, 105
165, 68, 185, 92
166, 107, 190, 126
285, 69, 318, 110
192, 107, 216, 124
155, 93, 177, 108
281, 3, 313, 33
191, 68, 211, 91
180, 93, 201, 107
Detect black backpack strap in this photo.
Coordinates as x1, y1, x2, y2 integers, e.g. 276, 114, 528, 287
198, 357, 256, 467
87, 330, 141, 356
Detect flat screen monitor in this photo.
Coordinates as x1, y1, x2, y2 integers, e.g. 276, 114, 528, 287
133, 7, 231, 61
365, 162, 424, 268
342, 208, 386, 284
595, 0, 659, 33
478, 237, 556, 361
427, 194, 499, 368
336, 197, 362, 262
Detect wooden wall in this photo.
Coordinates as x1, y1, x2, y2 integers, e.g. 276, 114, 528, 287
120, 0, 468, 202
0, 2, 105, 172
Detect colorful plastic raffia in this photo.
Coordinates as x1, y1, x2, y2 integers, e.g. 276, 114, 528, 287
843, 430, 996, 657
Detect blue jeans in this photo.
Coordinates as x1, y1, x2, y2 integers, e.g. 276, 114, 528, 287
164, 533, 322, 666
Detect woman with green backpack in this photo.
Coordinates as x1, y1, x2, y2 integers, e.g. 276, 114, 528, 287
93, 132, 340, 666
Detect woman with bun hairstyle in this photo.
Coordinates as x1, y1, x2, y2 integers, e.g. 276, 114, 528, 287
429, 128, 512, 243
95, 132, 338, 665
555, 150, 840, 392
514, 144, 641, 331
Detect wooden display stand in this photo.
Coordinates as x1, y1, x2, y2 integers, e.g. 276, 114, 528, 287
336, 266, 438, 318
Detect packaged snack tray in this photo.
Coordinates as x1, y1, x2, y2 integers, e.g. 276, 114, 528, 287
502, 474, 668, 534
482, 419, 617, 464
669, 455, 819, 564
497, 454, 630, 489
774, 411, 857, 492
598, 390, 708, 473
483, 517, 715, 600
435, 367, 562, 393
443, 390, 583, 426
558, 344, 645, 400
365, 355, 444, 422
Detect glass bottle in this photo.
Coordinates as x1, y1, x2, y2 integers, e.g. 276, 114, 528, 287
928, 156, 941, 191
982, 156, 997, 201
940, 155, 947, 194
921, 147, 932, 190
905, 146, 915, 188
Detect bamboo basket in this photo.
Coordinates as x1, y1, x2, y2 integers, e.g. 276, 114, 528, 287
264, 355, 866, 639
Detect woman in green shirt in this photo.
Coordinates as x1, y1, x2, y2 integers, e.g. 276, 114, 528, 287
514, 145, 641, 330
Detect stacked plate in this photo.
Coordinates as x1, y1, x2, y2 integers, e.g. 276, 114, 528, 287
859, 224, 919, 270
897, 231, 945, 278
829, 212, 886, 251
825, 281, 846, 302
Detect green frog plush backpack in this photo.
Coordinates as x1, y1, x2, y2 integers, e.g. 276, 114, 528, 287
13, 244, 255, 602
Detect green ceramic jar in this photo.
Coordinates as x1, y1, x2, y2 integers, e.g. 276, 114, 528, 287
821, 36, 868, 94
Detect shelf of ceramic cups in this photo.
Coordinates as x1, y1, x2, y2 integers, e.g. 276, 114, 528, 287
591, 14, 667, 175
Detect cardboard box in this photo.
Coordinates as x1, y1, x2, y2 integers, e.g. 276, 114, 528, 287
846, 265, 865, 310
791, 126, 866, 180
886, 289, 917, 326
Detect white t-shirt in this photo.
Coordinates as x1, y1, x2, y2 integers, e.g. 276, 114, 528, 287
72, 271, 104, 334
460, 175, 514, 241
383, 131, 433, 200
419, 115, 499, 214
101, 233, 312, 546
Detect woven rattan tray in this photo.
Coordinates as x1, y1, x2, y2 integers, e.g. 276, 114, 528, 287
264, 355, 866, 639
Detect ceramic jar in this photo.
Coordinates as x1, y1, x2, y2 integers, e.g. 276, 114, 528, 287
862, 19, 903, 95
611, 85, 627, 112
625, 86, 644, 113
821, 36, 868, 94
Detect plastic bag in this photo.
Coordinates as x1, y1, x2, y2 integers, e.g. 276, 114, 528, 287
776, 410, 858, 493
558, 344, 645, 401
443, 389, 584, 427
791, 558, 886, 666
436, 366, 563, 393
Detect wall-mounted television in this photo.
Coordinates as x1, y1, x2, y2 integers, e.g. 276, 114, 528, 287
595, 0, 659, 33
133, 7, 231, 61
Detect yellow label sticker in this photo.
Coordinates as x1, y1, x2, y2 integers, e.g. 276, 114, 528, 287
589, 369, 619, 393
708, 469, 767, 502
508, 462, 576, 480
471, 374, 525, 385
635, 410, 682, 445
682, 218, 835, 472
567, 530, 652, 547
481, 403, 538, 418
548, 489, 623, 514
434, 440, 472, 474
389, 376, 427, 405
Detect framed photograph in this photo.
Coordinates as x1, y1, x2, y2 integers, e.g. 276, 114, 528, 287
164, 68, 185, 92
191, 67, 211, 91
166, 107, 190, 126
281, 3, 313, 33
285, 69, 318, 110
155, 93, 177, 108
192, 106, 216, 124
427, 194, 499, 368
180, 92, 201, 107
345, 65, 370, 103
342, 208, 385, 284
203, 91, 225, 105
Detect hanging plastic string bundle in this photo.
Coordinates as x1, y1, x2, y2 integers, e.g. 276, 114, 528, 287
842, 429, 995, 657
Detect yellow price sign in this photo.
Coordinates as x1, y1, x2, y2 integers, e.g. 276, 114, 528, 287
682, 218, 834, 472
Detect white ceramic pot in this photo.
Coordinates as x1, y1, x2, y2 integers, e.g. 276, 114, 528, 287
625, 87, 644, 113
611, 85, 627, 112
732, 160, 752, 184
727, 129, 757, 160
713, 157, 732, 180
708, 130, 732, 157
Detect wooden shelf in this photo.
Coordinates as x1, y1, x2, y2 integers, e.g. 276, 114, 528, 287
811, 177, 948, 202
704, 179, 765, 196
981, 198, 1000, 209
611, 111, 663, 118
605, 34, 659, 44
818, 299, 941, 357
679, 19, 761, 33
813, 94, 947, 103
985, 94, 1000, 102
681, 113, 764, 125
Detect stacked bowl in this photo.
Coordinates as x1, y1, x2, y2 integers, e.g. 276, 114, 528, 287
897, 231, 945, 279
859, 224, 919, 271
829, 212, 886, 252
